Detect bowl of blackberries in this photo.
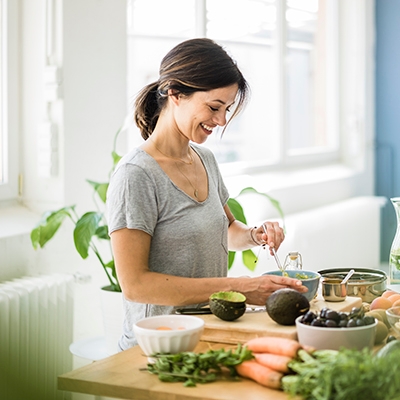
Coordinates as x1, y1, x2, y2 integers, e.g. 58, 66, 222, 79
296, 306, 378, 351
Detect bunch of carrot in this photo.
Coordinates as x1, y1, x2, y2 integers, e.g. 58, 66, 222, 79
235, 337, 310, 389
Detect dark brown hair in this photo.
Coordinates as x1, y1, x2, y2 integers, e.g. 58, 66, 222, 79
134, 38, 249, 140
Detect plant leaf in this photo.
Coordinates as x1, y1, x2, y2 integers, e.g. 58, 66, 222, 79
105, 260, 116, 278
238, 187, 285, 224
112, 150, 122, 168
242, 249, 258, 271
87, 180, 109, 203
31, 207, 74, 249
74, 212, 102, 259
228, 251, 236, 270
227, 198, 247, 224
95, 225, 110, 240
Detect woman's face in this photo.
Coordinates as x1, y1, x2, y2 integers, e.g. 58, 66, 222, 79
173, 84, 239, 144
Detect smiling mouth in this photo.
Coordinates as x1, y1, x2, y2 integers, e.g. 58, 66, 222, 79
201, 123, 214, 133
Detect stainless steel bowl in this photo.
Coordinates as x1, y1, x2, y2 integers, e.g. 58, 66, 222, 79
322, 278, 347, 302
318, 268, 387, 303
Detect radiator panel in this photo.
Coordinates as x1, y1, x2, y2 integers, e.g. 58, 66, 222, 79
0, 274, 74, 400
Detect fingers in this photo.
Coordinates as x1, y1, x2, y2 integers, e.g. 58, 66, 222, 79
267, 275, 308, 293
242, 276, 308, 305
261, 221, 284, 250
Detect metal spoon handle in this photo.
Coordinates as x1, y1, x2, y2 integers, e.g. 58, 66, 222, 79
271, 247, 284, 271
341, 269, 355, 284
262, 224, 284, 272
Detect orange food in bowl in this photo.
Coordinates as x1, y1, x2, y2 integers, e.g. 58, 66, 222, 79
370, 297, 393, 310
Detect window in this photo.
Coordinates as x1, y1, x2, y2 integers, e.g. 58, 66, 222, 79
127, 0, 340, 174
0, 0, 18, 201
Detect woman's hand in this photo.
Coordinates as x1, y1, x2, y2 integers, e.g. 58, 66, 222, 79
236, 275, 308, 306
253, 221, 285, 254
225, 204, 285, 253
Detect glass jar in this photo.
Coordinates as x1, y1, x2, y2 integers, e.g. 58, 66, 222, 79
283, 252, 303, 270
389, 197, 400, 284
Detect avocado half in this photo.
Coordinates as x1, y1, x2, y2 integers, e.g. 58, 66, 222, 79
266, 288, 310, 326
209, 291, 246, 321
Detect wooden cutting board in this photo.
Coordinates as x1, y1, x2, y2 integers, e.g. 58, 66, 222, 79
198, 295, 362, 344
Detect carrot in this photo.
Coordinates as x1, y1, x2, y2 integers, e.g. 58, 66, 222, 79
235, 360, 283, 389
245, 337, 302, 358
253, 353, 292, 373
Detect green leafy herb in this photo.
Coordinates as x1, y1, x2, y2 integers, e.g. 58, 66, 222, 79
144, 344, 254, 387
282, 347, 400, 400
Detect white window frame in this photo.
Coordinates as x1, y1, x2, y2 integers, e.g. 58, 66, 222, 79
0, 0, 19, 203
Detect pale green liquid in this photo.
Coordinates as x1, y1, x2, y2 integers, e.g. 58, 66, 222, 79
389, 249, 400, 284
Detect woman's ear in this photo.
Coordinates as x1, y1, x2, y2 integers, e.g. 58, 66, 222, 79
168, 88, 180, 98
167, 88, 181, 106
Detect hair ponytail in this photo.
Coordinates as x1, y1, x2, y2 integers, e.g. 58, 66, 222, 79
134, 81, 164, 140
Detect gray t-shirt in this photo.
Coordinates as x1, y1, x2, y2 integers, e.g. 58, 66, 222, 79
107, 144, 229, 350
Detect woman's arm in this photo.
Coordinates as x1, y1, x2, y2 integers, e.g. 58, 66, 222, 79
224, 204, 284, 253
111, 227, 304, 306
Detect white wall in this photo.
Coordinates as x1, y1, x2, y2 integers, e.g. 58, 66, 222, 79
1, 3, 127, 396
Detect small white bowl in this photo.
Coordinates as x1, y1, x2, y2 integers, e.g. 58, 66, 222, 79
133, 314, 204, 357
295, 316, 377, 351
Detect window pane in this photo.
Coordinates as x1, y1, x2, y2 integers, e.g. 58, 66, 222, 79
204, 42, 280, 166
207, 0, 276, 44
286, 0, 334, 154
128, 37, 184, 107
204, 0, 280, 166
129, 0, 196, 37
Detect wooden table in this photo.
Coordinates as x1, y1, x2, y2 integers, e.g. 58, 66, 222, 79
58, 341, 296, 400
59, 297, 361, 399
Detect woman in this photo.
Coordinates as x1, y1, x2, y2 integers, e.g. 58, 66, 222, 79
107, 38, 307, 350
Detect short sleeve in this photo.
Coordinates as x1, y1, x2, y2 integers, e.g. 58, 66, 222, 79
107, 163, 158, 236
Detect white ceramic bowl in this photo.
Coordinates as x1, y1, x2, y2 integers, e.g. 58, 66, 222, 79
133, 314, 204, 356
295, 315, 377, 351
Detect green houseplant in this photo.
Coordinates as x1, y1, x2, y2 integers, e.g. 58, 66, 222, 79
31, 129, 284, 292
31, 127, 124, 293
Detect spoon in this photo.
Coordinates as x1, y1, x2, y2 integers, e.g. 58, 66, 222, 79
341, 269, 355, 284
262, 224, 285, 273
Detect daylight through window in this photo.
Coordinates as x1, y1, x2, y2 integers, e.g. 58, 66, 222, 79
127, 0, 339, 173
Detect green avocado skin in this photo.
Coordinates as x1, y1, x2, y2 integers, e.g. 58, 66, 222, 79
266, 288, 310, 326
209, 292, 246, 321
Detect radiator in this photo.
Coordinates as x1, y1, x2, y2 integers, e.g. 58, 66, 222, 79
0, 273, 74, 400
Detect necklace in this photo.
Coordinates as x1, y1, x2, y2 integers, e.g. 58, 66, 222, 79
150, 138, 194, 165
175, 159, 199, 199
